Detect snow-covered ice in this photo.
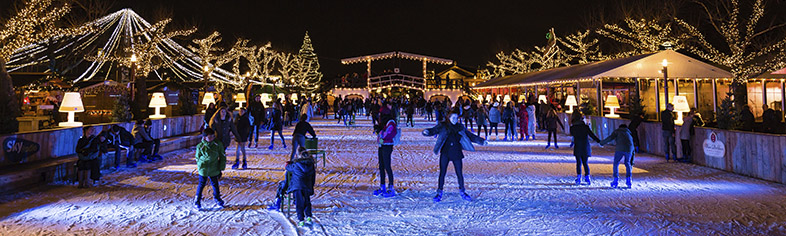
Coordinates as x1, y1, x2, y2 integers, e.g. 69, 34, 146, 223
2, 116, 786, 235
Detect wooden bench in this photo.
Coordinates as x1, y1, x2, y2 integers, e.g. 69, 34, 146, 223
0, 132, 202, 192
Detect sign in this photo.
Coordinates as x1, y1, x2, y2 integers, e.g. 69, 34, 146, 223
3, 138, 41, 163
702, 132, 725, 158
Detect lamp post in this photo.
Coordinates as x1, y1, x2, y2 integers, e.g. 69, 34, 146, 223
662, 59, 669, 105
130, 54, 147, 118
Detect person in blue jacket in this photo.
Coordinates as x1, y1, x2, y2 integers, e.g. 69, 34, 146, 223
569, 112, 601, 185
422, 112, 487, 202
287, 147, 316, 226
600, 124, 635, 188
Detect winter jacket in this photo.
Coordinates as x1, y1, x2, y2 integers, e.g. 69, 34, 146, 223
476, 108, 489, 126
488, 107, 501, 123
517, 104, 529, 124
270, 108, 283, 131
679, 115, 694, 140
423, 122, 485, 155
378, 119, 397, 145
661, 110, 675, 131
76, 135, 103, 161
526, 105, 536, 124
204, 107, 217, 125
286, 157, 316, 195
195, 139, 226, 177
234, 112, 251, 142
104, 128, 134, 147
502, 107, 514, 123
132, 125, 153, 144
570, 123, 600, 157
210, 112, 240, 148
293, 120, 316, 137
248, 101, 266, 125
600, 127, 635, 154
546, 115, 564, 131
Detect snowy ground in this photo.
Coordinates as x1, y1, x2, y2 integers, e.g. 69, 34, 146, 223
2, 115, 786, 235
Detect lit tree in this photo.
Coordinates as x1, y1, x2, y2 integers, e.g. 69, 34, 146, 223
297, 31, 322, 93
244, 42, 278, 83
675, 0, 786, 115
214, 38, 250, 91
277, 52, 310, 94
596, 18, 688, 55
189, 31, 223, 71
0, 0, 94, 134
486, 49, 535, 78
485, 29, 571, 78
558, 30, 608, 64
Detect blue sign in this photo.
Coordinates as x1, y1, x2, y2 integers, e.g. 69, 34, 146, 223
3, 138, 40, 163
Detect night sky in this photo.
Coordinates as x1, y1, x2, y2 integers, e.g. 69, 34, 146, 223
106, 0, 599, 77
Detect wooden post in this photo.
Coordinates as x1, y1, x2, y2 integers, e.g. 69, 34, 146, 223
656, 78, 661, 121
762, 80, 767, 109
781, 80, 786, 122
674, 78, 679, 96
712, 79, 718, 117
597, 79, 603, 116
693, 79, 698, 108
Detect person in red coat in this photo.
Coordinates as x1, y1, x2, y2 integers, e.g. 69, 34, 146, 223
517, 103, 529, 141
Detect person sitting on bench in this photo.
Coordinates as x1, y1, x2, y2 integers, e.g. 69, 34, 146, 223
102, 124, 136, 169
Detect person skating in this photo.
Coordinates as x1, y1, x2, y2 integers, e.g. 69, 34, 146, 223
544, 109, 564, 149
628, 113, 645, 166
209, 105, 240, 152
374, 113, 398, 198
600, 124, 635, 188
405, 102, 415, 127
517, 102, 529, 141
270, 101, 287, 150
502, 102, 515, 141
422, 112, 487, 202
195, 128, 226, 209
233, 108, 251, 169
291, 114, 317, 160
475, 102, 490, 139
526, 102, 537, 140
487, 102, 501, 140
569, 112, 601, 185
287, 147, 316, 226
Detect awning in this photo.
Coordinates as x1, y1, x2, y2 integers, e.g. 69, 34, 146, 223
475, 50, 733, 89
756, 67, 786, 79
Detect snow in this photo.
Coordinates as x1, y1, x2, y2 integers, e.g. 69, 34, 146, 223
2, 116, 786, 235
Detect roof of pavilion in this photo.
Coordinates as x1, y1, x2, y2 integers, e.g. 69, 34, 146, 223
756, 67, 786, 79
340, 51, 453, 65
474, 50, 733, 89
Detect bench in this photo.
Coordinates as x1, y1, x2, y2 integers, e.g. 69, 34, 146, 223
0, 132, 202, 192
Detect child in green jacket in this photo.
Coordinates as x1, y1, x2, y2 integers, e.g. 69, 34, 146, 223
195, 128, 227, 209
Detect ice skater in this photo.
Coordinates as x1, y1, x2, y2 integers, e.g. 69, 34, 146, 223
287, 147, 316, 226
270, 101, 287, 150
374, 113, 398, 197
600, 124, 635, 188
233, 108, 251, 169
195, 128, 226, 209
544, 109, 564, 149
568, 112, 601, 185
422, 112, 487, 202
291, 114, 316, 160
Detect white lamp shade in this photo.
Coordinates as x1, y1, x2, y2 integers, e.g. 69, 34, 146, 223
149, 92, 167, 108
235, 93, 247, 103
59, 92, 85, 112
538, 95, 547, 103
673, 95, 691, 112
503, 95, 511, 103
604, 95, 620, 108
565, 95, 578, 106
202, 93, 215, 105
485, 94, 492, 101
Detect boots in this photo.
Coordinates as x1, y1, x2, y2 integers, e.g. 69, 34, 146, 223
195, 196, 202, 210
610, 177, 619, 188
383, 185, 396, 198
575, 175, 581, 185
242, 159, 248, 170
626, 177, 632, 188
460, 191, 472, 201
433, 190, 443, 203
267, 197, 282, 211
584, 175, 592, 185
373, 185, 386, 196
216, 198, 225, 208
231, 160, 239, 169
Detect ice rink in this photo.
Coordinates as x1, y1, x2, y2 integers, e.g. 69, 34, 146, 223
2, 116, 786, 235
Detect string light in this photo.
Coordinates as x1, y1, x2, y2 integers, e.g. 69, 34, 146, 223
596, 18, 688, 56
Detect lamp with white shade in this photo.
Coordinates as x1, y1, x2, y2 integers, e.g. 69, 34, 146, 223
235, 93, 247, 107
149, 92, 167, 119
604, 95, 620, 118
59, 92, 85, 127
201, 93, 215, 113
564, 95, 578, 113
538, 95, 547, 104
672, 95, 691, 125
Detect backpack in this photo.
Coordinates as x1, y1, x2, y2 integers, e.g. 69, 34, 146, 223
392, 127, 402, 146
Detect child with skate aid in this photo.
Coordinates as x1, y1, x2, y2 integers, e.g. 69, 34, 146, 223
269, 147, 316, 226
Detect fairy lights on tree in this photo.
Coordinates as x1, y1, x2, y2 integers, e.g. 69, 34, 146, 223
297, 31, 322, 93
0, 0, 95, 134
485, 29, 571, 78
277, 52, 311, 93
596, 18, 688, 55
558, 30, 608, 64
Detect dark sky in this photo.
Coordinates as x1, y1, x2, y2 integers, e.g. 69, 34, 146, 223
107, 0, 598, 77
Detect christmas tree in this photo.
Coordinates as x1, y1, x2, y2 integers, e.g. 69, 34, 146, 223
297, 31, 322, 94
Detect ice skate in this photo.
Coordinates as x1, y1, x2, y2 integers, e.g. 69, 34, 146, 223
231, 161, 239, 169
626, 177, 632, 188
268, 144, 274, 150
267, 198, 282, 211
433, 190, 443, 203
460, 191, 472, 201
575, 175, 581, 185
584, 175, 592, 185
610, 178, 619, 188
242, 160, 247, 169
383, 187, 396, 198
373, 185, 386, 196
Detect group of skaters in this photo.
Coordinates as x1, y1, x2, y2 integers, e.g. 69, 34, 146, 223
74, 119, 163, 188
